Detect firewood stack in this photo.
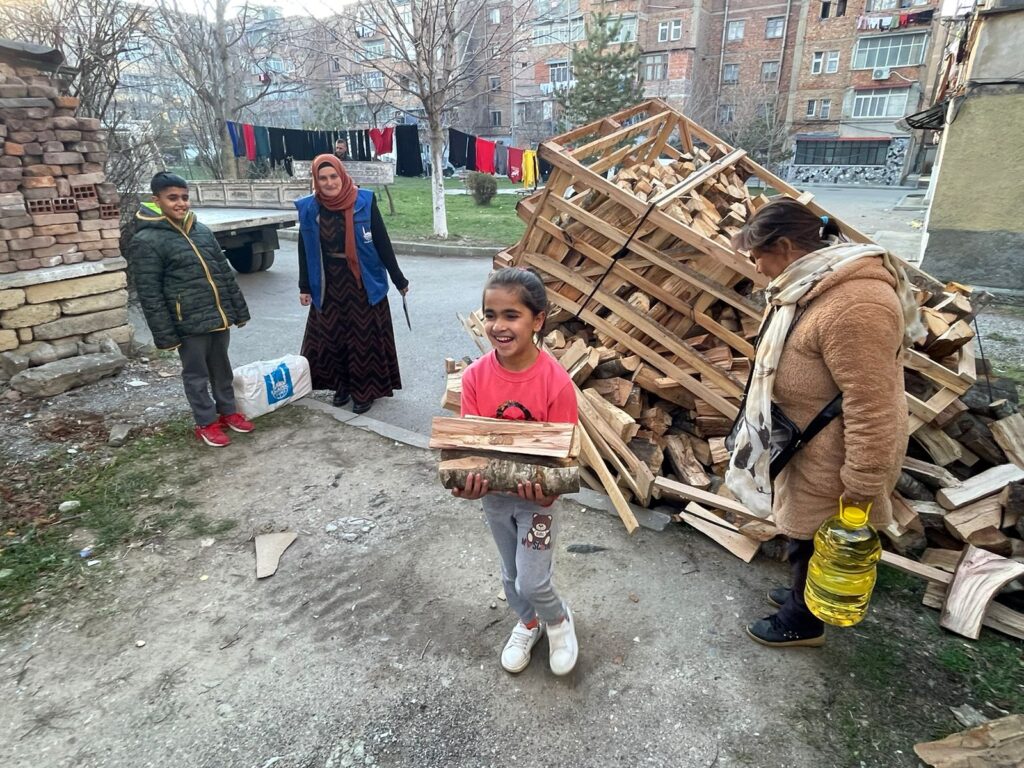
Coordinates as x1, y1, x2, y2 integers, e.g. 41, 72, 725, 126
445, 100, 1024, 640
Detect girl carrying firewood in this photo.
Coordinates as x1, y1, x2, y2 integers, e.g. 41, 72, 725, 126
450, 267, 580, 676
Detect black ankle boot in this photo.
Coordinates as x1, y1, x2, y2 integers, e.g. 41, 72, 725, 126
333, 389, 351, 407
352, 399, 373, 414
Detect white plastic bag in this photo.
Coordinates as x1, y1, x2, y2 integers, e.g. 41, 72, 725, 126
231, 354, 312, 419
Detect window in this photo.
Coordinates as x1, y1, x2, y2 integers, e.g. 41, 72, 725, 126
853, 33, 927, 69
488, 8, 500, 23
490, 110, 502, 127
642, 53, 668, 81
727, 20, 745, 41
362, 41, 385, 60
606, 15, 638, 43
723, 63, 740, 84
806, 99, 817, 117
492, 46, 500, 57
345, 75, 365, 92
489, 75, 501, 91
820, 1, 831, 18
532, 18, 587, 46
836, 0, 847, 15
765, 17, 785, 38
719, 104, 735, 123
795, 139, 890, 165
548, 61, 571, 84
365, 70, 384, 89
852, 87, 911, 118
811, 50, 840, 74
819, 98, 832, 119
756, 101, 773, 119
867, 0, 919, 9
761, 60, 779, 82
658, 19, 682, 42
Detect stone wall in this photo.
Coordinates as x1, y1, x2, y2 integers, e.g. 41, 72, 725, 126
784, 136, 909, 185
0, 56, 130, 372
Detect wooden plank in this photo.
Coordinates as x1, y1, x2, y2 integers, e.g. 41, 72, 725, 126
654, 477, 766, 523
579, 422, 639, 535
429, 417, 577, 459
903, 348, 972, 396
879, 550, 952, 586
990, 412, 1024, 469
631, 364, 696, 409
939, 544, 1024, 639
681, 503, 760, 562
936, 464, 1024, 510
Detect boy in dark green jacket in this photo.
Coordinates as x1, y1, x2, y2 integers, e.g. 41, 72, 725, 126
127, 172, 254, 447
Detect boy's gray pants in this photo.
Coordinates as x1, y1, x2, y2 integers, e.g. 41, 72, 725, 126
178, 330, 237, 426
483, 494, 566, 625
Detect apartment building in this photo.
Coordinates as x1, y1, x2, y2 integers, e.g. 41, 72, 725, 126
493, 0, 940, 183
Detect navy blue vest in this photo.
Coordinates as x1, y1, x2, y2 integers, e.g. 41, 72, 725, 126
294, 189, 389, 310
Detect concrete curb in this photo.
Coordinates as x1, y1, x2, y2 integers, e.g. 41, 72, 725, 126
294, 397, 671, 532
278, 227, 500, 259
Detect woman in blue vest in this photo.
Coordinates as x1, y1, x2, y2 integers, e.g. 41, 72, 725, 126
296, 154, 409, 413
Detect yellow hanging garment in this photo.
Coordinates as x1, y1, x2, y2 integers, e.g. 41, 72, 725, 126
522, 149, 537, 188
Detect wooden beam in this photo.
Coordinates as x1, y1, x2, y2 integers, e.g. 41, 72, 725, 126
579, 422, 639, 535
654, 477, 766, 523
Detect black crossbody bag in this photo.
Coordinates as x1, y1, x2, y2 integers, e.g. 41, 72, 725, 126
726, 308, 844, 481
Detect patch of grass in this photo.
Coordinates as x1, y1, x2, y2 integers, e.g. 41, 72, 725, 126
185, 513, 237, 537
381, 177, 525, 246
876, 564, 922, 596
0, 415, 203, 623
985, 331, 1018, 344
938, 635, 1024, 712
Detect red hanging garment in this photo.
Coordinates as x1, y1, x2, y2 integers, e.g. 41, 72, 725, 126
241, 124, 257, 161
507, 147, 524, 182
369, 127, 394, 156
475, 137, 496, 174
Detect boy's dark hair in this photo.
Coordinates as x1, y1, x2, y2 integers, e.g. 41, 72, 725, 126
733, 197, 843, 253
483, 267, 548, 317
150, 172, 189, 194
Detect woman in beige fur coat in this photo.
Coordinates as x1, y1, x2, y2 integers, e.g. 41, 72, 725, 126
727, 199, 919, 648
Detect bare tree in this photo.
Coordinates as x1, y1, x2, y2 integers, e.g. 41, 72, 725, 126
0, 0, 160, 232
149, 0, 312, 178
711, 83, 789, 170
306, 0, 533, 238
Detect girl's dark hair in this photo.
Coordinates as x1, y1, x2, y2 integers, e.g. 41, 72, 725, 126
733, 197, 844, 253
483, 267, 548, 317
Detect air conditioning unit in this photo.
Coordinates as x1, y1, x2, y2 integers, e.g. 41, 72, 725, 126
871, 67, 891, 80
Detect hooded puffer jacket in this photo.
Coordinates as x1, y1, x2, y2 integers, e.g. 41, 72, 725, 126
127, 202, 250, 350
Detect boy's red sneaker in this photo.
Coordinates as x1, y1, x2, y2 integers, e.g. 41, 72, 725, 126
195, 422, 231, 447
219, 412, 255, 433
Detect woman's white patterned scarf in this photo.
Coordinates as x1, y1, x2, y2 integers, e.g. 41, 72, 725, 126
725, 242, 925, 517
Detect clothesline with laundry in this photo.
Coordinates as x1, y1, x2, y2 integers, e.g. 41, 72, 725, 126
224, 121, 424, 177
855, 8, 934, 30
447, 128, 552, 188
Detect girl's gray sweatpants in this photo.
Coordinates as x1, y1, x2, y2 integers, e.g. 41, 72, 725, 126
482, 494, 567, 625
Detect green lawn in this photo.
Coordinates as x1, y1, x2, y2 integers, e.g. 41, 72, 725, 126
375, 176, 529, 247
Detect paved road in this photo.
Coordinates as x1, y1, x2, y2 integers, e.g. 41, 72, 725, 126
188, 185, 920, 437
229, 244, 490, 436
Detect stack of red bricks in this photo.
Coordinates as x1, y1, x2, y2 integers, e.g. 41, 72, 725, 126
0, 64, 120, 275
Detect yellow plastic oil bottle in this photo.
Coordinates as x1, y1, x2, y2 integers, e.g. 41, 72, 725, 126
804, 498, 882, 627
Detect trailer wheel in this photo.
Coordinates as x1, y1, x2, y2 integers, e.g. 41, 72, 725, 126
257, 252, 275, 271
226, 245, 262, 273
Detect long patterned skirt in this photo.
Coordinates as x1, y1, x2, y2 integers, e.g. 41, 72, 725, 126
301, 257, 402, 402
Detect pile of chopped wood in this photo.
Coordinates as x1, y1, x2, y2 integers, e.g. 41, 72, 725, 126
445, 99, 1024, 641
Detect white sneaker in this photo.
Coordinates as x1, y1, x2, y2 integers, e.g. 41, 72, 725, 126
501, 621, 543, 674
547, 605, 578, 676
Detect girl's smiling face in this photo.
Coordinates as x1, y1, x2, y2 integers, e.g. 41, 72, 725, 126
483, 286, 545, 371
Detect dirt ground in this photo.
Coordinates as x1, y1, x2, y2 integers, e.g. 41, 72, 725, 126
3, 401, 1019, 768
